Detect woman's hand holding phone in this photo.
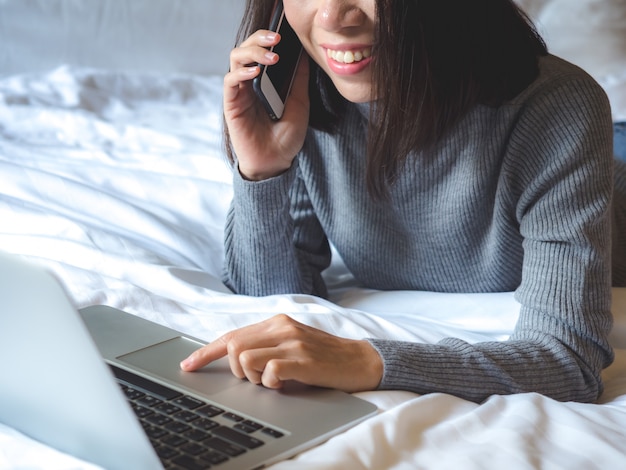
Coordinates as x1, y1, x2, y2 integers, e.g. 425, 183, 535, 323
223, 30, 309, 181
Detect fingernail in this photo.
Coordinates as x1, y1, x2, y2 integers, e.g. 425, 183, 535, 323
262, 32, 278, 42
265, 52, 278, 63
180, 356, 193, 370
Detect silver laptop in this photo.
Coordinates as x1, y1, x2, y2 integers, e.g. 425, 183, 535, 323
0, 252, 377, 470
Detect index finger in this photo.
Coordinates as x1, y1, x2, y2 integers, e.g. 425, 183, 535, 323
238, 29, 280, 50
179, 336, 228, 371
229, 30, 280, 73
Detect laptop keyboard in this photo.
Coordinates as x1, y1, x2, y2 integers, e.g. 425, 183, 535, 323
111, 365, 285, 470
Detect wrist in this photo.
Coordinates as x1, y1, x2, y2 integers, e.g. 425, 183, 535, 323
238, 163, 291, 181
355, 340, 384, 391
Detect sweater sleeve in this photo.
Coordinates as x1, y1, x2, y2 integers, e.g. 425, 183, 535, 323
222, 161, 332, 297
369, 68, 615, 403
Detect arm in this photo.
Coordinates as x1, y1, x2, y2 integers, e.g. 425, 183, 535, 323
220, 26, 331, 295
222, 162, 332, 296
370, 70, 615, 403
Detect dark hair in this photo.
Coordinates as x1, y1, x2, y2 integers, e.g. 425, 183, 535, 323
226, 0, 547, 198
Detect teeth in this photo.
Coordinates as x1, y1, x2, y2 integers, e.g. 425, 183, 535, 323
327, 48, 371, 64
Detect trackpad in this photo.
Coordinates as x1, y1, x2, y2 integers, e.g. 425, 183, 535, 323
118, 337, 243, 396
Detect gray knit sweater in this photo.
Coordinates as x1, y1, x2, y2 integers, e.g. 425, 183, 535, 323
223, 55, 626, 403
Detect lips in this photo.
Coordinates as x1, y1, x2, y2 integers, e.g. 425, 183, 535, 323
323, 45, 373, 76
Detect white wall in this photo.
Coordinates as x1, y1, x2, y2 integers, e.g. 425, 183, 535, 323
0, 0, 246, 76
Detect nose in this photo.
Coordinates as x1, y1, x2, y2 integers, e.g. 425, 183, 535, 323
316, 0, 366, 31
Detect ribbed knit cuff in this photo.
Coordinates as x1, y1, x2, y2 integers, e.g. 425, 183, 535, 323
232, 162, 297, 225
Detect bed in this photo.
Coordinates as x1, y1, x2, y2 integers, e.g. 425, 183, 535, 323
1, 1, 625, 468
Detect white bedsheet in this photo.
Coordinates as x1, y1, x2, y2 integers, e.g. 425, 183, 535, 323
1, 67, 625, 469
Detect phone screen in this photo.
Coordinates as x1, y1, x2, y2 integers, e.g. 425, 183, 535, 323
253, 1, 303, 120
267, 13, 302, 103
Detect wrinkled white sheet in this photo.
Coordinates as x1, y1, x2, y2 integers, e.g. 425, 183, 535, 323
1, 67, 625, 470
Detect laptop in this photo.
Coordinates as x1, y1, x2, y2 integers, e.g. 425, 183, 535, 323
0, 251, 377, 470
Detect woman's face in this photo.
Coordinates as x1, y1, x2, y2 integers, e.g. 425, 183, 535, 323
283, 0, 376, 103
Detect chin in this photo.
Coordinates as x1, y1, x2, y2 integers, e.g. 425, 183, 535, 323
335, 86, 373, 104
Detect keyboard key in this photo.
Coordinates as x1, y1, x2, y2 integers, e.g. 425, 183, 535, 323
162, 434, 188, 448
192, 418, 219, 432
234, 422, 259, 434
200, 450, 230, 465
172, 395, 205, 410
137, 395, 162, 407
174, 410, 199, 423
196, 405, 224, 417
180, 442, 206, 456
131, 404, 154, 418
154, 403, 182, 415
165, 421, 191, 434
171, 455, 207, 470
143, 424, 168, 440
154, 444, 179, 461
213, 426, 264, 449
146, 413, 173, 426
122, 386, 145, 400
262, 427, 285, 439
184, 429, 210, 442
241, 420, 263, 431
205, 437, 246, 456
222, 412, 244, 422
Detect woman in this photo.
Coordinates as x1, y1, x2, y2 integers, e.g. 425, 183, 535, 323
181, 0, 626, 403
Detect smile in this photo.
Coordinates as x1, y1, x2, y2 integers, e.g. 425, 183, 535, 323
326, 47, 372, 64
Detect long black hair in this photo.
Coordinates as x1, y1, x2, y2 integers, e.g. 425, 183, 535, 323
226, 0, 547, 198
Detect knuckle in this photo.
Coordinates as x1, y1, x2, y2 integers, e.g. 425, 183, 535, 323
273, 313, 292, 324
225, 337, 243, 356
272, 314, 302, 334
264, 358, 280, 375
262, 361, 283, 389
290, 339, 307, 353
238, 349, 255, 368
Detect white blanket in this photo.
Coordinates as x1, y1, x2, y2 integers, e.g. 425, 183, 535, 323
1, 67, 625, 470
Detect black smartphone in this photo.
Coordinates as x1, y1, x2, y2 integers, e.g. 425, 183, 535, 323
252, 0, 303, 120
